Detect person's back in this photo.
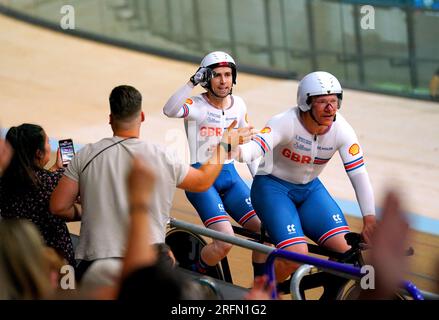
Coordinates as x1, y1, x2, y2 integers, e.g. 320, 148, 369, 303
67, 137, 187, 261
51, 85, 190, 280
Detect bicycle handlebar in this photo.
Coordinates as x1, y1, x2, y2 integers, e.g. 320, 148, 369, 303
264, 249, 424, 300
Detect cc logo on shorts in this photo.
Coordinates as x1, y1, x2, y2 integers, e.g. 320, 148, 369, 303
287, 224, 296, 234
332, 214, 342, 223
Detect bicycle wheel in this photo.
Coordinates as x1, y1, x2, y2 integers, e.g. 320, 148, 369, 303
165, 228, 230, 282
336, 280, 407, 300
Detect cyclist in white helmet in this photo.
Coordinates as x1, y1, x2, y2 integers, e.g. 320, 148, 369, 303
239, 71, 377, 282
163, 51, 266, 278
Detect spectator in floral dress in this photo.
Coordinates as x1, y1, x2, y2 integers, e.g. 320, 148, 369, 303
0, 124, 75, 266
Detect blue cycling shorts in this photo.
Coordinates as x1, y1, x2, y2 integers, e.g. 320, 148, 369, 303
251, 174, 349, 249
185, 162, 257, 228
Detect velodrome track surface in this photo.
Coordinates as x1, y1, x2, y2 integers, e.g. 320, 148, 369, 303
1, 14, 438, 295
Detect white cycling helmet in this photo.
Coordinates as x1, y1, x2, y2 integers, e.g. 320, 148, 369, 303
200, 51, 237, 87
297, 71, 343, 112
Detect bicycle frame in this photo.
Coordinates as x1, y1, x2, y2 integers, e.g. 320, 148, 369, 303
264, 249, 424, 300
169, 218, 425, 300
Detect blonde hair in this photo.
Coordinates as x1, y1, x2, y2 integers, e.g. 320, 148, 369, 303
0, 219, 53, 299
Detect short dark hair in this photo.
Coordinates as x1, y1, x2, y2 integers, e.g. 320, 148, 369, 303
109, 85, 142, 121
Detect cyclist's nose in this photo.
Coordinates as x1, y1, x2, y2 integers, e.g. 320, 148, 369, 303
325, 102, 336, 111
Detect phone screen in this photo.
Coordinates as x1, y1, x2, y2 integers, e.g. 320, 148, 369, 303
59, 139, 75, 167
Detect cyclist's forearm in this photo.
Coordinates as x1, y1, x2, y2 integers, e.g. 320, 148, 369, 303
349, 172, 376, 216
163, 82, 193, 117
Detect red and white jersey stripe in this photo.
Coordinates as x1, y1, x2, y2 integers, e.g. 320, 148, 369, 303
240, 107, 375, 216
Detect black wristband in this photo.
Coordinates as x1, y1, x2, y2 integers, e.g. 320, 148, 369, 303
219, 141, 231, 153
189, 75, 197, 86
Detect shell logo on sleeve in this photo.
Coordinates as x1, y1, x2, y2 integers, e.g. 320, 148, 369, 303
185, 98, 193, 105
260, 127, 271, 134
348, 143, 360, 156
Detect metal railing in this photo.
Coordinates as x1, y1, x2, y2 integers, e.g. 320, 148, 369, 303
264, 249, 424, 300
169, 218, 431, 300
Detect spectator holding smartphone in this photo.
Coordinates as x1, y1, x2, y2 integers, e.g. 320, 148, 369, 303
0, 124, 75, 266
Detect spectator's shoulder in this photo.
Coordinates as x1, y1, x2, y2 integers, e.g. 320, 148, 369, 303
37, 168, 60, 179
73, 140, 99, 158
37, 168, 63, 188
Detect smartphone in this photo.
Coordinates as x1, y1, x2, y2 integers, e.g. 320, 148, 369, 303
59, 139, 75, 167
